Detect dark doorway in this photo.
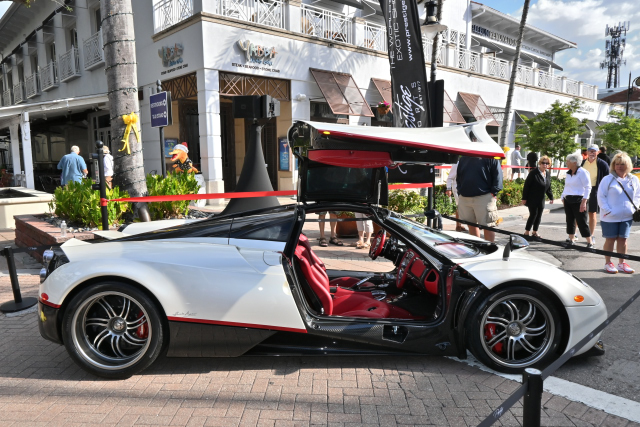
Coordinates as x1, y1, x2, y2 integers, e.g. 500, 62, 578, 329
179, 100, 200, 171
220, 101, 236, 192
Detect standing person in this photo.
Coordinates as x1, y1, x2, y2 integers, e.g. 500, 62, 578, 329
456, 156, 503, 242
57, 146, 88, 186
561, 153, 594, 248
354, 212, 373, 249
445, 161, 468, 233
103, 146, 114, 189
597, 152, 640, 274
522, 155, 554, 237
581, 149, 588, 161
581, 145, 610, 244
598, 146, 611, 165
526, 150, 538, 170
318, 212, 343, 247
511, 145, 525, 179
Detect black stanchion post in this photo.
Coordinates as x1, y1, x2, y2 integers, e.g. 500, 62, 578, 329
427, 185, 434, 228
0, 246, 37, 314
91, 141, 110, 231
522, 368, 543, 427
157, 80, 167, 178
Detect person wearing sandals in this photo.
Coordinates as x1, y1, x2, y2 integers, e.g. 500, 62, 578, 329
354, 212, 373, 249
445, 161, 468, 233
317, 212, 343, 247
561, 153, 594, 248
522, 155, 554, 238
597, 152, 640, 274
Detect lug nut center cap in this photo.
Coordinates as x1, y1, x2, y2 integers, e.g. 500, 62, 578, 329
112, 318, 126, 332
507, 322, 522, 336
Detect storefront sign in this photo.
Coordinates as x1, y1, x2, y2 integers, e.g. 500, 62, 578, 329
159, 43, 184, 67
237, 40, 278, 65
379, 0, 430, 128
149, 91, 173, 128
472, 25, 552, 59
578, 105, 595, 114
279, 137, 291, 171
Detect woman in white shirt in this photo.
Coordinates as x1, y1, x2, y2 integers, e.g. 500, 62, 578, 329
103, 146, 114, 189
597, 152, 640, 274
561, 153, 593, 248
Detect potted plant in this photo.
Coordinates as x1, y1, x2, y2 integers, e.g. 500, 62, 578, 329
335, 211, 358, 238
377, 101, 391, 116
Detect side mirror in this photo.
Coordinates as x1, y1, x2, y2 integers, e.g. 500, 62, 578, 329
424, 209, 442, 230
503, 234, 529, 261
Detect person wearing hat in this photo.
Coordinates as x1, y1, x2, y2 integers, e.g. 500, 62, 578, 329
103, 146, 114, 189
581, 144, 610, 243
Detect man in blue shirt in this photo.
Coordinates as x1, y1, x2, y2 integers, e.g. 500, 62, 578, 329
57, 146, 88, 185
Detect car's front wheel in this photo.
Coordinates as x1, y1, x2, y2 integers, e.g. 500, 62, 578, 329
61, 282, 165, 379
465, 286, 564, 373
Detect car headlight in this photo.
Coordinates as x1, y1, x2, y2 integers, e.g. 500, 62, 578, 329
40, 248, 69, 283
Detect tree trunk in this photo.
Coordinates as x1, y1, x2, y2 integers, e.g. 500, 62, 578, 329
499, 0, 530, 148
101, 0, 149, 220
429, 0, 444, 82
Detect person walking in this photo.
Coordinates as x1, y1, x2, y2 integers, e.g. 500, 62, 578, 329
598, 146, 611, 165
456, 156, 503, 242
561, 153, 594, 248
511, 145, 525, 179
57, 146, 88, 186
597, 152, 640, 274
103, 146, 114, 189
445, 161, 468, 233
522, 155, 554, 238
354, 212, 373, 249
581, 145, 609, 244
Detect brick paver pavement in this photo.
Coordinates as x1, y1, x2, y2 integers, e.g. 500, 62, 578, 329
0, 231, 638, 426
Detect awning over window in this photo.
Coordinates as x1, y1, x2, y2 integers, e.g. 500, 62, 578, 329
371, 78, 392, 110
514, 110, 537, 125
458, 92, 500, 126
444, 91, 465, 124
310, 69, 374, 117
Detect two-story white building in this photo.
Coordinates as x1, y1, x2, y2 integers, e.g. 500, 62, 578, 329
0, 0, 619, 198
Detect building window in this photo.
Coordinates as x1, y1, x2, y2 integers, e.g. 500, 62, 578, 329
94, 7, 102, 32
310, 102, 348, 123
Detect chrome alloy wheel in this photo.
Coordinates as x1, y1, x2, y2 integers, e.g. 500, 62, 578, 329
480, 294, 554, 368
71, 291, 151, 370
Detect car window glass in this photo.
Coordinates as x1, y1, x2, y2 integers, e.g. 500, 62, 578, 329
231, 211, 296, 242
305, 164, 376, 200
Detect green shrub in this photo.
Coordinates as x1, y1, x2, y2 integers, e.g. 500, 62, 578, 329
49, 179, 130, 229
497, 179, 524, 207
433, 184, 457, 216
146, 173, 201, 220
550, 177, 565, 200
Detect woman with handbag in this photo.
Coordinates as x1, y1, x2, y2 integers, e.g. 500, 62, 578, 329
597, 152, 640, 274
522, 155, 554, 238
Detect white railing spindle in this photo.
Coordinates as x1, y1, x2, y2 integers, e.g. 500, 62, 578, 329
153, 0, 195, 33
301, 4, 352, 44
83, 29, 105, 70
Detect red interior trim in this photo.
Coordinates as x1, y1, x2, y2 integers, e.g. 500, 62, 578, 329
167, 316, 308, 333
39, 299, 61, 309
308, 150, 392, 167
320, 130, 505, 159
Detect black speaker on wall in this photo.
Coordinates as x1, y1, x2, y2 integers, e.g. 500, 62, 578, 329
232, 95, 262, 119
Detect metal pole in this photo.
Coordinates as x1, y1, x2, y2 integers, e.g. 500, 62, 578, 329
157, 80, 167, 178
522, 368, 543, 427
626, 72, 632, 117
0, 246, 37, 314
427, 186, 434, 228
96, 141, 109, 231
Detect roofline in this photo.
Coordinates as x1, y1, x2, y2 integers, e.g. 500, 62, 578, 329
470, 1, 577, 51
0, 2, 23, 44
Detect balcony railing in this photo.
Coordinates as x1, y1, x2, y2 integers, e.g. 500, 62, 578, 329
456, 49, 480, 73
25, 72, 39, 99
84, 29, 105, 70
486, 57, 509, 80
2, 89, 11, 106
301, 4, 352, 44
12, 82, 25, 104
215, 0, 285, 29
59, 47, 81, 82
583, 84, 596, 99
154, 0, 194, 33
361, 22, 386, 52
40, 61, 58, 91
516, 64, 534, 86
423, 37, 444, 65
565, 78, 579, 96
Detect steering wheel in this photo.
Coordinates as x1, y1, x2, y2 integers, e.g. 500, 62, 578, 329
369, 229, 386, 260
396, 250, 414, 289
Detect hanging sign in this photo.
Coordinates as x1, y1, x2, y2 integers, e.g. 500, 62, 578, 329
149, 91, 173, 128
279, 137, 291, 171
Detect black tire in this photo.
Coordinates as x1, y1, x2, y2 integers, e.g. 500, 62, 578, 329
465, 286, 564, 374
61, 281, 165, 379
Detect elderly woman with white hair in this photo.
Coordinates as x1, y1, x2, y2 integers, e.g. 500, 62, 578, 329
561, 152, 594, 248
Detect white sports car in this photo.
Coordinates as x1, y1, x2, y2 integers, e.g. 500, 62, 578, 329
37, 121, 606, 379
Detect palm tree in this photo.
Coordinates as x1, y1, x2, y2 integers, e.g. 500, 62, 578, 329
429, 0, 444, 82
499, 0, 531, 147
101, 0, 149, 220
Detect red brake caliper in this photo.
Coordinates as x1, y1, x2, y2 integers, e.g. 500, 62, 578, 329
484, 324, 503, 354
136, 311, 148, 339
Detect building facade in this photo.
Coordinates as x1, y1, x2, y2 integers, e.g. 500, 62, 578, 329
0, 0, 618, 199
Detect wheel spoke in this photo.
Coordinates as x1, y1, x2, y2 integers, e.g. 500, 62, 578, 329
505, 300, 520, 321
94, 329, 110, 348
486, 316, 509, 327
519, 335, 542, 353
111, 335, 124, 358
500, 301, 515, 322
487, 330, 507, 348
525, 322, 547, 336
506, 337, 516, 360
127, 316, 147, 329
520, 302, 535, 324
85, 317, 109, 328
122, 332, 145, 346
120, 297, 131, 319
97, 298, 117, 318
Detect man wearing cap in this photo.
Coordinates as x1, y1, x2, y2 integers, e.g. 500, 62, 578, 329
581, 145, 610, 243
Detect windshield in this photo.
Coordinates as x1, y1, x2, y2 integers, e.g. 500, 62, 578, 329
388, 215, 480, 258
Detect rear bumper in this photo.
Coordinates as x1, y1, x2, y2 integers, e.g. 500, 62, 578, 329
38, 301, 63, 345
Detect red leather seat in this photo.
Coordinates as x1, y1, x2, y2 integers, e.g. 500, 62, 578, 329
294, 243, 413, 319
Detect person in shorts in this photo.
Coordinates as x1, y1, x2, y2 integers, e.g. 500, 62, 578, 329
445, 161, 468, 233
456, 156, 503, 242
317, 211, 343, 247
581, 144, 610, 244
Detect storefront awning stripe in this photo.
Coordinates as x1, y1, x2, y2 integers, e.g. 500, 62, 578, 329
444, 91, 465, 124
458, 92, 500, 126
310, 69, 374, 117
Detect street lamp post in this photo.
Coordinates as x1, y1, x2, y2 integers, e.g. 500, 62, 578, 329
625, 73, 640, 117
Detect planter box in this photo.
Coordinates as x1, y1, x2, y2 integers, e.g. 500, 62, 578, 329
0, 187, 53, 229
14, 214, 98, 262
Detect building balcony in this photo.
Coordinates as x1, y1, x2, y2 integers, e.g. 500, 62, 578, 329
359, 22, 386, 52
154, 0, 194, 34
12, 82, 25, 104
301, 4, 352, 44
214, 0, 286, 29
25, 72, 40, 99
40, 61, 59, 91
2, 89, 11, 107
58, 47, 81, 82
84, 29, 105, 70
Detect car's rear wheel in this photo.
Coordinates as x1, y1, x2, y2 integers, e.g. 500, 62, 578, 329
465, 286, 564, 373
61, 282, 165, 379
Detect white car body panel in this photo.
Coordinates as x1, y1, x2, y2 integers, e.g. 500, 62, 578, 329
44, 240, 306, 332
565, 304, 607, 356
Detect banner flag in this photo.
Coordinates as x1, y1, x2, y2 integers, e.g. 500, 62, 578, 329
379, 0, 431, 128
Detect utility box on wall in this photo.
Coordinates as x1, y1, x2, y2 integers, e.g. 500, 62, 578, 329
233, 95, 281, 119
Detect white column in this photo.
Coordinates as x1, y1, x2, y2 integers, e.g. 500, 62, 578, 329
532, 66, 539, 87
9, 122, 22, 183
20, 113, 35, 189
288, 0, 302, 33
578, 81, 584, 98
197, 68, 224, 205
36, 29, 47, 70
353, 17, 365, 48
561, 76, 568, 94
22, 45, 33, 78
445, 43, 456, 68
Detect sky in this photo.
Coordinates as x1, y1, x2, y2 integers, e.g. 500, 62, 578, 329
479, 0, 640, 90
0, 1, 637, 91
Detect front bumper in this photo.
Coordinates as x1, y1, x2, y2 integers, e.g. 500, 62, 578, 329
37, 301, 63, 345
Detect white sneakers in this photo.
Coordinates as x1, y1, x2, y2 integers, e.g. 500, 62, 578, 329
605, 262, 635, 274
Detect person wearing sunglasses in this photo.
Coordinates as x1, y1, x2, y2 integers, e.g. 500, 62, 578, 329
522, 155, 554, 238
